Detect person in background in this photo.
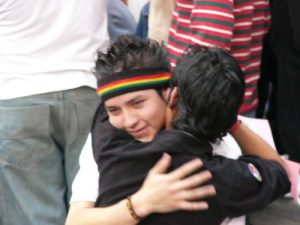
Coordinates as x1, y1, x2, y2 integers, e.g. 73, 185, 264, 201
148, 0, 175, 44
135, 1, 150, 38
136, 0, 175, 43
268, 0, 300, 163
135, 1, 150, 39
167, 0, 270, 117
0, 0, 108, 224
107, 0, 137, 40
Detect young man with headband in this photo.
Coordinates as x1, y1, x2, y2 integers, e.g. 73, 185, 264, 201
88, 35, 290, 225
66, 35, 216, 224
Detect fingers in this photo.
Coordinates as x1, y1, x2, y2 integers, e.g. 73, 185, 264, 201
168, 158, 203, 181
149, 153, 172, 174
171, 170, 213, 191
139, 156, 216, 215
179, 185, 216, 200
176, 185, 216, 211
178, 201, 209, 211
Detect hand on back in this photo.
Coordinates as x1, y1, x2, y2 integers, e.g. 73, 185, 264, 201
131, 153, 216, 218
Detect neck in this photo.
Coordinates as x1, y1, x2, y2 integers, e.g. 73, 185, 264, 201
165, 106, 176, 129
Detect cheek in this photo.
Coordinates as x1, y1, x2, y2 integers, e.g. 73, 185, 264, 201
155, 109, 166, 128
144, 104, 166, 129
109, 116, 123, 129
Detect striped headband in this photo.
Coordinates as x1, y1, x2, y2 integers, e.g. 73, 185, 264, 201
97, 67, 171, 101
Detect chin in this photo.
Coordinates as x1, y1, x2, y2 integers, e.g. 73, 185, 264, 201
138, 136, 155, 143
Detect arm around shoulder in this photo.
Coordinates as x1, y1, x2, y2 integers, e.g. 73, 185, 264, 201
65, 154, 216, 225
230, 122, 290, 176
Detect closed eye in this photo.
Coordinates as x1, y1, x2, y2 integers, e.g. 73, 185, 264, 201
106, 107, 120, 115
131, 99, 145, 108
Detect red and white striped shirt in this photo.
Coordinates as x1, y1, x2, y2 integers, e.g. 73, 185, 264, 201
167, 0, 270, 114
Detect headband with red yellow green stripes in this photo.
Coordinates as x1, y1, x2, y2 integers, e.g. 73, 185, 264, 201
96, 67, 171, 101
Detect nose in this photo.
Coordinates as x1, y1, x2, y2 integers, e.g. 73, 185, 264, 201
123, 110, 138, 129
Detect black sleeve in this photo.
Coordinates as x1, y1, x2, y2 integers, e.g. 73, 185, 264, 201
204, 154, 291, 218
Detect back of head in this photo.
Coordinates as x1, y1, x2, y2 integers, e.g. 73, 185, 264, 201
94, 35, 170, 79
171, 46, 245, 143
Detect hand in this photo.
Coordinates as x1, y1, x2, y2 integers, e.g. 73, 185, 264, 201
131, 153, 216, 218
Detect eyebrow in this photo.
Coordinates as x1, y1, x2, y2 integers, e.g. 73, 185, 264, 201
105, 95, 145, 110
125, 95, 145, 105
104, 105, 118, 111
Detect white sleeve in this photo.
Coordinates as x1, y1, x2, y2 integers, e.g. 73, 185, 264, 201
213, 116, 276, 159
213, 134, 242, 159
69, 133, 99, 204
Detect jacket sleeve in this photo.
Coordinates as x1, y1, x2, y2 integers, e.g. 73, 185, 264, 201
204, 154, 291, 218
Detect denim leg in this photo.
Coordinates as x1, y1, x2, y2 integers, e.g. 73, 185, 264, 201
0, 87, 100, 225
0, 101, 66, 225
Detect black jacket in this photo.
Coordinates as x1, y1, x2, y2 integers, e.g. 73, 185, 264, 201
92, 104, 290, 225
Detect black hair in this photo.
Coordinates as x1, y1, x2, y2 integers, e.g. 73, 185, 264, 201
171, 46, 245, 143
94, 35, 170, 79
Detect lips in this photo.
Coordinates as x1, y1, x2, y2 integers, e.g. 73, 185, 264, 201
128, 127, 148, 139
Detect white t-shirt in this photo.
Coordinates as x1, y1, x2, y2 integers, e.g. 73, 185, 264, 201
0, 0, 109, 99
71, 134, 99, 203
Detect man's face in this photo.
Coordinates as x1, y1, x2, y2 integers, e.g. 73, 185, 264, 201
105, 89, 168, 142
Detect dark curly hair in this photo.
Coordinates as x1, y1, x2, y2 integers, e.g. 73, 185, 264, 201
171, 46, 245, 143
94, 35, 170, 79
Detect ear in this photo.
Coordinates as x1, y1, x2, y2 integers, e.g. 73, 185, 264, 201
167, 87, 178, 109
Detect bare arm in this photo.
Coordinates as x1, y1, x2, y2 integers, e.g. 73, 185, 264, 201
65, 154, 215, 225
66, 200, 139, 225
231, 122, 290, 176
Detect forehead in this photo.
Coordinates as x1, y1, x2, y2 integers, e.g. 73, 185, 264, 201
104, 89, 161, 107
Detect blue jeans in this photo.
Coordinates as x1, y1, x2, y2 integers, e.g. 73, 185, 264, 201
0, 87, 100, 225
135, 1, 149, 39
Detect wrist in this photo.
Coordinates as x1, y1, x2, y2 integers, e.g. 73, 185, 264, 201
126, 196, 142, 221
130, 193, 150, 219
229, 119, 242, 134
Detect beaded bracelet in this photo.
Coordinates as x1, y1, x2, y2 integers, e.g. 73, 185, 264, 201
126, 196, 141, 221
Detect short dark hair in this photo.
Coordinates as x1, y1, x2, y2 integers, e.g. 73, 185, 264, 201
94, 35, 170, 79
171, 46, 245, 143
